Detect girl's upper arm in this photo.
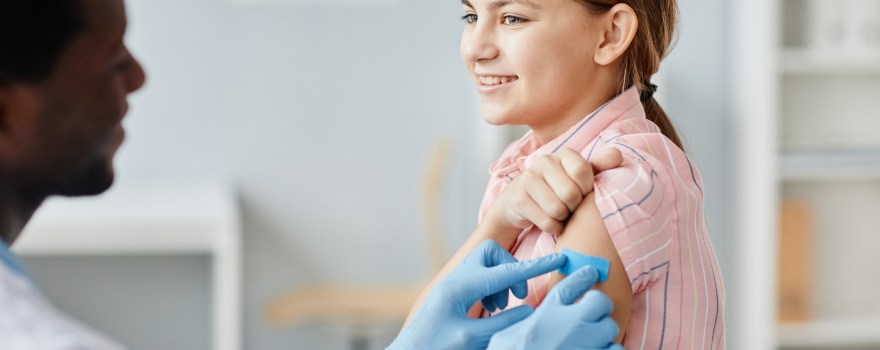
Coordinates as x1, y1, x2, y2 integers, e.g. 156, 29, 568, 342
550, 191, 632, 342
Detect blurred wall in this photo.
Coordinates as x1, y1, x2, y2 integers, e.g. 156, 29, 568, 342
664, 0, 732, 278
662, 0, 734, 342
23, 0, 732, 349
120, 0, 485, 348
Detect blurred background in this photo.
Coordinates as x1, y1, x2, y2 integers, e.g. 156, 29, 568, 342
8, 0, 880, 349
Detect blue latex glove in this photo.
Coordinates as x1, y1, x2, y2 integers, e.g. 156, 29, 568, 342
487, 265, 623, 350
388, 240, 567, 350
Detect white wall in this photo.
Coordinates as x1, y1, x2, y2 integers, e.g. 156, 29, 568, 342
664, 0, 732, 277
24, 0, 733, 349
120, 0, 487, 348
664, 0, 734, 342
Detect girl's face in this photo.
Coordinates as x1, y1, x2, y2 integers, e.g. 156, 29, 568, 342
461, 0, 613, 142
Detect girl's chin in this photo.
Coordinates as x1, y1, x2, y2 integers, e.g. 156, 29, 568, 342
481, 116, 505, 126
479, 106, 523, 126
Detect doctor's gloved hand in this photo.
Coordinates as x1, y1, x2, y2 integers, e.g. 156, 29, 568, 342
387, 240, 566, 350
487, 265, 623, 350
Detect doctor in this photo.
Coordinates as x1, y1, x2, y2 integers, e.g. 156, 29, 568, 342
0, 0, 622, 349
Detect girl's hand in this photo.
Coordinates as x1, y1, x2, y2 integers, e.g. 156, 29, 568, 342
485, 147, 623, 236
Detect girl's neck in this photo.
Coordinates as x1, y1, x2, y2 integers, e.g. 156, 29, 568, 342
529, 86, 618, 145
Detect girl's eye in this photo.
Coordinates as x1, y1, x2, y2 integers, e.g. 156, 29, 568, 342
502, 15, 527, 25
461, 13, 478, 24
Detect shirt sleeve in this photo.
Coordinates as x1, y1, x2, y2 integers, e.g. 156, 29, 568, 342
589, 133, 677, 294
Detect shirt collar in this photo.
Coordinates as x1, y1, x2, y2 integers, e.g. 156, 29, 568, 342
0, 239, 30, 279
489, 87, 643, 182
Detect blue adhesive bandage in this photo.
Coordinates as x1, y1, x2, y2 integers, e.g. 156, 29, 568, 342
559, 249, 610, 282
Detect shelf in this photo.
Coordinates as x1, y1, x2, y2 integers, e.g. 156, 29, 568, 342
780, 150, 880, 181
734, 0, 880, 348
781, 49, 880, 75
13, 180, 237, 255
778, 318, 880, 348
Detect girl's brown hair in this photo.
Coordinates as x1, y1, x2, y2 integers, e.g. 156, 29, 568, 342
578, 0, 682, 149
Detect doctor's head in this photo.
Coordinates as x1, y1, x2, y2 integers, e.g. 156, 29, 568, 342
0, 0, 146, 199
460, 0, 681, 147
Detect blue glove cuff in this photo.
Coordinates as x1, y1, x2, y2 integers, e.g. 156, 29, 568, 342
559, 249, 610, 282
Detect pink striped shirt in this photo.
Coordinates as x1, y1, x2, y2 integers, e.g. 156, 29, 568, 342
478, 87, 726, 349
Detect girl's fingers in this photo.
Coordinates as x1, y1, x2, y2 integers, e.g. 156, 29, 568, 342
590, 147, 624, 174
519, 193, 564, 234
524, 179, 570, 222
542, 155, 585, 212
558, 148, 596, 196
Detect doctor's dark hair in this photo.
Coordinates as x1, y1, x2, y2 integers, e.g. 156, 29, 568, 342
577, 0, 682, 149
0, 0, 84, 84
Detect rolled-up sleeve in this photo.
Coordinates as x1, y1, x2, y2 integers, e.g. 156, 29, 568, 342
590, 134, 677, 293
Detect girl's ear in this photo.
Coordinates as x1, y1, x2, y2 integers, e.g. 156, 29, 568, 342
593, 3, 638, 66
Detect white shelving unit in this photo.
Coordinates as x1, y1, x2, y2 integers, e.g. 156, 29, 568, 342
782, 49, 880, 75
12, 180, 241, 350
779, 318, 880, 348
733, 0, 880, 349
781, 151, 880, 181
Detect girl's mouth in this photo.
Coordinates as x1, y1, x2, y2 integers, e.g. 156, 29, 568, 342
479, 75, 519, 86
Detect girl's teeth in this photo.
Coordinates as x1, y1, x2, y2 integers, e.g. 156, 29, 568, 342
481, 76, 518, 86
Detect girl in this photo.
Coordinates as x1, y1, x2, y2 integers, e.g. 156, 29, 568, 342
409, 0, 725, 348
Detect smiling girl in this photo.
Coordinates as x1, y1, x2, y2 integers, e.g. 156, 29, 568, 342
408, 0, 725, 348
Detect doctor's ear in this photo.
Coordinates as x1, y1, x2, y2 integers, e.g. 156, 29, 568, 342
0, 85, 41, 153
593, 3, 638, 66
0, 86, 12, 136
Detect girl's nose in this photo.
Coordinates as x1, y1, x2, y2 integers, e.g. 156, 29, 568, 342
461, 25, 500, 63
